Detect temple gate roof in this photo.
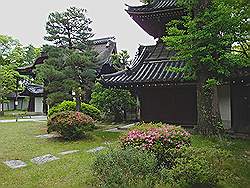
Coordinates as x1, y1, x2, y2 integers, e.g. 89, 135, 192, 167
100, 42, 190, 87
126, 0, 185, 38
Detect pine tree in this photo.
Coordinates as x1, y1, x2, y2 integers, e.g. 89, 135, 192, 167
38, 7, 96, 111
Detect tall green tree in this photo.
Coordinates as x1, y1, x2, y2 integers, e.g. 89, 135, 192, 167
90, 83, 137, 122
162, 0, 249, 135
0, 34, 40, 114
36, 46, 96, 109
39, 7, 96, 111
44, 7, 93, 50
0, 34, 40, 67
0, 65, 19, 115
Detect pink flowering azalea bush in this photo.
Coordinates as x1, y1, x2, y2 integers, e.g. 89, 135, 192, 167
47, 111, 95, 140
121, 123, 191, 165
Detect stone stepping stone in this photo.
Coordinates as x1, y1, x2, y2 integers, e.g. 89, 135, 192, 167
31, 154, 59, 165
105, 128, 124, 132
59, 150, 79, 155
4, 160, 27, 169
35, 134, 60, 139
118, 123, 136, 130
87, 146, 106, 153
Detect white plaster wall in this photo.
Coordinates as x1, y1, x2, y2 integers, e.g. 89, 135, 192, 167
4, 101, 14, 110
1, 103, 6, 111
35, 97, 43, 113
3, 98, 29, 111
218, 85, 231, 129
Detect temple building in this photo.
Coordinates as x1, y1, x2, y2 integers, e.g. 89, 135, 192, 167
100, 0, 250, 133
4, 37, 117, 113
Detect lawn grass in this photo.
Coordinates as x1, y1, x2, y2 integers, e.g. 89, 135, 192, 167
0, 121, 121, 188
0, 122, 249, 188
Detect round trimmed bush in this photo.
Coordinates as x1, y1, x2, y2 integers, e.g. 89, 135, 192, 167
120, 123, 191, 166
48, 101, 101, 120
47, 111, 95, 140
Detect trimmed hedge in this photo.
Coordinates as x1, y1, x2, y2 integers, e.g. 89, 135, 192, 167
48, 101, 101, 120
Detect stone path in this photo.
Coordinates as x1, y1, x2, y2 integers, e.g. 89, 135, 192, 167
3, 125, 114, 169
3, 145, 108, 169
4, 160, 27, 169
118, 123, 136, 130
2, 120, 137, 170
59, 150, 79, 155
0, 116, 47, 123
104, 128, 124, 132
35, 134, 60, 139
86, 146, 106, 153
31, 154, 59, 165
105, 123, 137, 132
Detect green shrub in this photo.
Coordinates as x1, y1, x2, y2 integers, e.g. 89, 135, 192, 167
90, 82, 137, 122
160, 147, 230, 188
120, 123, 191, 166
92, 147, 158, 188
48, 101, 75, 116
48, 100, 101, 120
91, 141, 230, 188
47, 111, 95, 140
80, 103, 101, 120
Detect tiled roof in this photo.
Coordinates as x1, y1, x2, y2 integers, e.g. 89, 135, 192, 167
101, 42, 250, 87
126, 0, 178, 13
92, 38, 117, 65
17, 53, 48, 75
100, 42, 187, 86
18, 83, 44, 96
125, 0, 184, 38
17, 37, 117, 76
26, 84, 44, 94
92, 37, 115, 45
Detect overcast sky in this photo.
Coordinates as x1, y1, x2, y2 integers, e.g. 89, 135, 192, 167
0, 0, 156, 57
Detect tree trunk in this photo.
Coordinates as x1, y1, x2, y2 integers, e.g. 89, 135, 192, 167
123, 109, 127, 121
114, 109, 123, 122
83, 89, 92, 102
75, 93, 81, 112
195, 68, 223, 136
0, 102, 4, 116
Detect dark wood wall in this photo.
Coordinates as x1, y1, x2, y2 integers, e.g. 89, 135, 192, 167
231, 77, 250, 133
28, 96, 35, 112
138, 85, 197, 125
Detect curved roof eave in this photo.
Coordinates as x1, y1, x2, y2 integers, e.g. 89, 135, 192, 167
101, 47, 148, 79
125, 0, 179, 14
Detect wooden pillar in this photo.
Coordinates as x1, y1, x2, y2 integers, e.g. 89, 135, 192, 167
136, 95, 141, 121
